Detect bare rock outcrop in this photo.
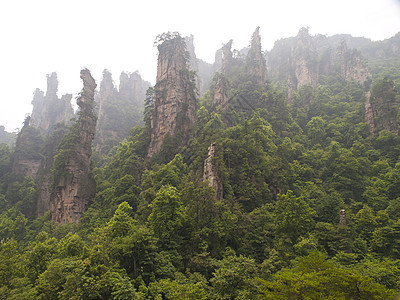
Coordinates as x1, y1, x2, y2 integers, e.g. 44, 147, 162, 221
94, 70, 150, 156
338, 39, 372, 87
31, 72, 74, 133
339, 209, 347, 228
197, 59, 214, 95
50, 69, 97, 224
36, 125, 70, 216
286, 76, 295, 105
221, 40, 233, 74
185, 35, 201, 93
119, 71, 150, 109
246, 27, 267, 84
293, 28, 319, 89
364, 91, 375, 134
203, 143, 223, 200
148, 34, 197, 156
213, 73, 230, 109
266, 29, 374, 105
11, 117, 43, 179
366, 78, 399, 135
215, 40, 234, 75
94, 70, 119, 154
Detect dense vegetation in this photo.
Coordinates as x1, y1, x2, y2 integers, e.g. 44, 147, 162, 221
0, 126, 16, 148
0, 34, 400, 299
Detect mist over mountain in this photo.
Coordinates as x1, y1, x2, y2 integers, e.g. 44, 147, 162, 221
0, 28, 400, 298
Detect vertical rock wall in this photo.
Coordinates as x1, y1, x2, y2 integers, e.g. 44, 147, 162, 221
50, 69, 97, 224
11, 118, 43, 180
203, 143, 223, 200
221, 40, 233, 75
185, 35, 201, 93
148, 35, 197, 156
366, 78, 399, 135
213, 73, 230, 109
30, 72, 74, 133
119, 71, 150, 109
246, 27, 267, 84
364, 91, 375, 134
338, 39, 372, 87
95, 70, 150, 156
293, 28, 319, 89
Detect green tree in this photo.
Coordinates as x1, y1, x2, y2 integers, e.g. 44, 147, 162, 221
148, 185, 184, 240
210, 252, 260, 299
259, 251, 396, 299
274, 190, 315, 245
306, 116, 326, 145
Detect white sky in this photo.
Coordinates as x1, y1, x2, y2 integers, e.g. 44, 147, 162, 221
1, 0, 399, 132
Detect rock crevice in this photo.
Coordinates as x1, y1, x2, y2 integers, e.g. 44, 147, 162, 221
203, 143, 223, 200
148, 35, 197, 156
50, 69, 97, 224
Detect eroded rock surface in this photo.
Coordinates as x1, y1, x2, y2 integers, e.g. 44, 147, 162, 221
50, 69, 97, 224
246, 27, 267, 84
95, 70, 150, 156
204, 143, 223, 200
31, 72, 74, 133
12, 117, 43, 179
338, 39, 372, 87
148, 35, 197, 156
213, 73, 230, 109
366, 78, 399, 135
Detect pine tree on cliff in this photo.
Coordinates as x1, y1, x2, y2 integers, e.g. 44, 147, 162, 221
148, 32, 198, 156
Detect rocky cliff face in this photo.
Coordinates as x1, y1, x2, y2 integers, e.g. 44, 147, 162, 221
31, 72, 74, 133
184, 35, 214, 96
338, 39, 372, 87
364, 91, 375, 134
213, 73, 230, 109
203, 143, 223, 200
50, 69, 97, 224
94, 70, 119, 154
246, 27, 267, 84
266, 29, 373, 103
366, 78, 399, 135
292, 28, 319, 89
197, 59, 214, 95
215, 40, 234, 75
148, 35, 197, 156
12, 72, 74, 216
339, 209, 347, 228
185, 35, 201, 93
211, 40, 234, 109
36, 126, 70, 216
94, 70, 150, 156
119, 71, 150, 109
12, 117, 43, 179
221, 40, 233, 74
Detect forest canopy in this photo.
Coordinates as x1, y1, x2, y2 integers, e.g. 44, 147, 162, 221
0, 29, 399, 299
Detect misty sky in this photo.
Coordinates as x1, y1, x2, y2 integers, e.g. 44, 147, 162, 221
1, 0, 399, 132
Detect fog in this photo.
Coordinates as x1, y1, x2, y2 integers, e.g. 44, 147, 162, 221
0, 0, 399, 132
